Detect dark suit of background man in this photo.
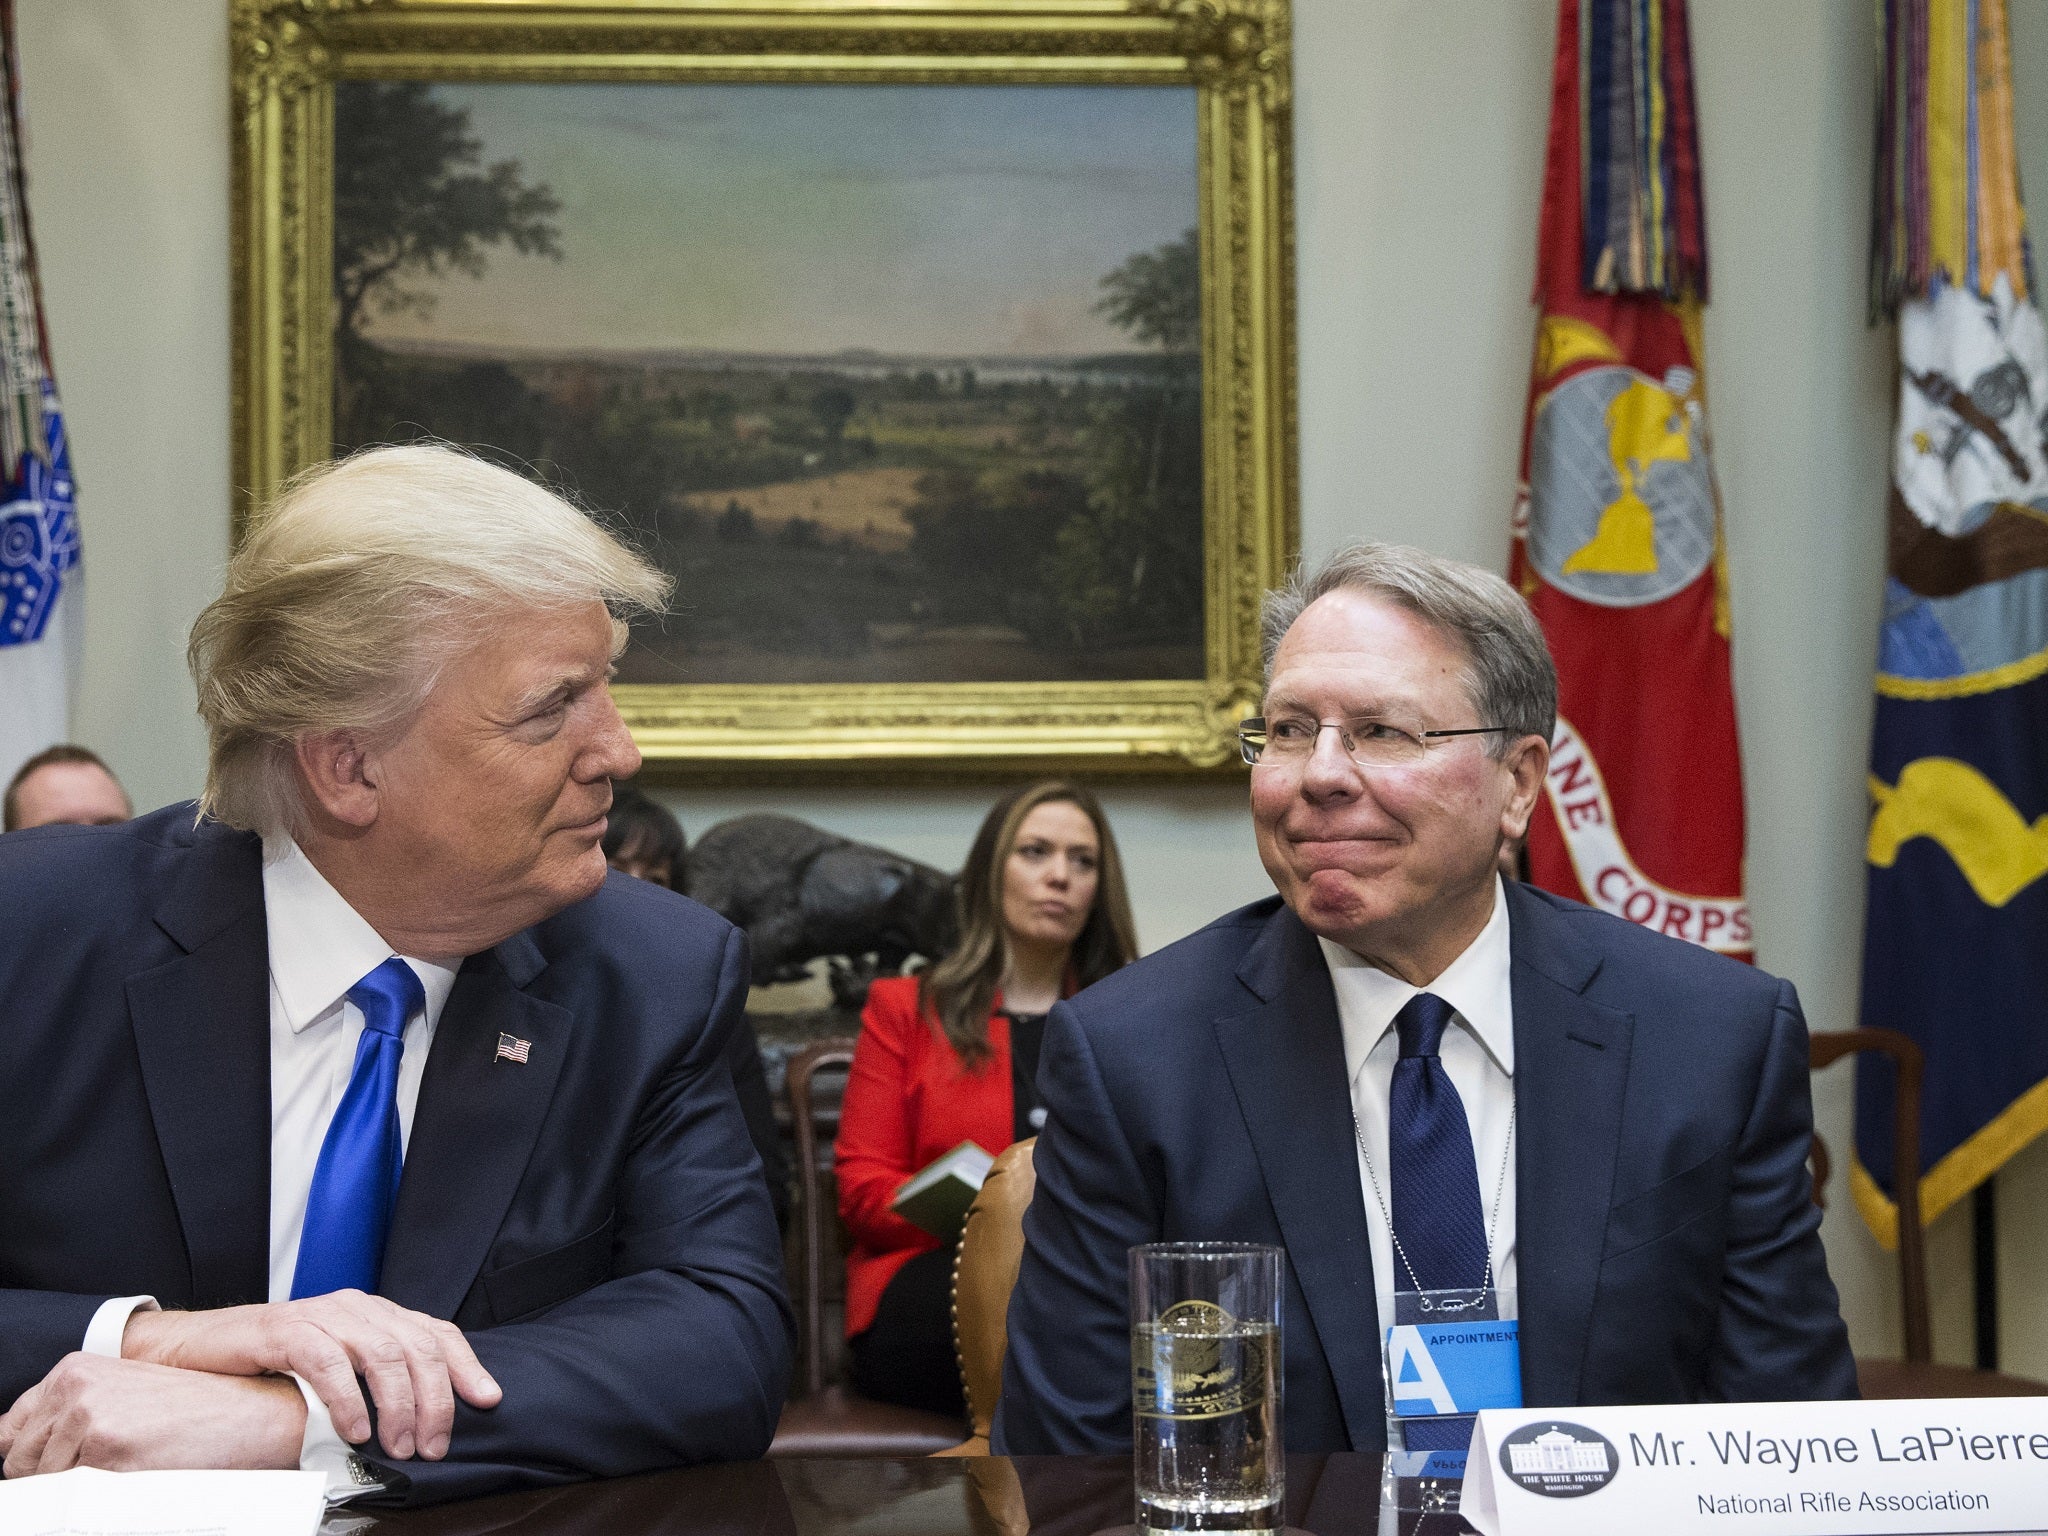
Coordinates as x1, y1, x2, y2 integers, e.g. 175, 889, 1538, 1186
995, 541, 1854, 1456
0, 446, 793, 1504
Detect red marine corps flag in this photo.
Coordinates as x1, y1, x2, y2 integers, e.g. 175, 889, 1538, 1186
1510, 0, 1751, 958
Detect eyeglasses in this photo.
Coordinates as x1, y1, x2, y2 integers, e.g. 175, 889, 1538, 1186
1237, 715, 1512, 768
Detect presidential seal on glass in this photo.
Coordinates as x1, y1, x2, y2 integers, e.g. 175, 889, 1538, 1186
1130, 1242, 1284, 1533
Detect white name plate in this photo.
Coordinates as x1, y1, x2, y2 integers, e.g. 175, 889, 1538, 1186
1462, 1397, 2048, 1536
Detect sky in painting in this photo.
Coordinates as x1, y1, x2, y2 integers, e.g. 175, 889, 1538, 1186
358, 82, 1199, 359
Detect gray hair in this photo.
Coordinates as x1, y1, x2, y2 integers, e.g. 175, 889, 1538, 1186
189, 444, 671, 841
1260, 541, 1557, 751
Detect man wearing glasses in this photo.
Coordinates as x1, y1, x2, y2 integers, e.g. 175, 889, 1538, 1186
994, 541, 1854, 1457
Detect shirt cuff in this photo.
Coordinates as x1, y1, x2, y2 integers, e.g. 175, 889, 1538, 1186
289, 1374, 389, 1504
81, 1296, 159, 1358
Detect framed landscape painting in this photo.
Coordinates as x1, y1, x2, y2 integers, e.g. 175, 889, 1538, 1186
232, 0, 1296, 776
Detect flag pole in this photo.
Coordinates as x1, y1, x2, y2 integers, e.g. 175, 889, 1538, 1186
1972, 1180, 1997, 1370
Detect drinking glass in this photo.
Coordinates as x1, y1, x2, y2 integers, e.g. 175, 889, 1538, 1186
1130, 1242, 1285, 1533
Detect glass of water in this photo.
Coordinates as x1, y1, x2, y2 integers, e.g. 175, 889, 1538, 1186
1130, 1242, 1284, 1533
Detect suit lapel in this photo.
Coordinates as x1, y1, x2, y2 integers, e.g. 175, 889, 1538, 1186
1505, 883, 1633, 1407
1212, 907, 1384, 1451
124, 825, 272, 1309
379, 932, 571, 1318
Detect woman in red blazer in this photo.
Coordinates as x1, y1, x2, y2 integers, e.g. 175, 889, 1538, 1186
835, 780, 1139, 1419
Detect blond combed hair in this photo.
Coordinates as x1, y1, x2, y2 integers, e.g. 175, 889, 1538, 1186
189, 444, 671, 840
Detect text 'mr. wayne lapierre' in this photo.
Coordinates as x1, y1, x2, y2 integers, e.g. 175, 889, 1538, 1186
1628, 1419, 2048, 1519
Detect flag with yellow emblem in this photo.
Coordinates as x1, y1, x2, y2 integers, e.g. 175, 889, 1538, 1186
1510, 0, 1751, 958
1856, 0, 2048, 1246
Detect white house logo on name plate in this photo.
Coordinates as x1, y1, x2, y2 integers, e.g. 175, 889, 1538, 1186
1499, 1421, 1619, 1498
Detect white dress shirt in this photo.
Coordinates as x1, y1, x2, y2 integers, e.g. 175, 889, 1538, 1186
82, 836, 458, 1493
1321, 875, 1518, 1349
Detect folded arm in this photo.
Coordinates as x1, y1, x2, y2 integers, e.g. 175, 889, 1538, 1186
0, 1292, 117, 1408
0, 1355, 306, 1478
359, 923, 794, 1504
3, 1271, 500, 1483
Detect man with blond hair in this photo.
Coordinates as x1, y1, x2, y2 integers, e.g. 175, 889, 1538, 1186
0, 446, 792, 1503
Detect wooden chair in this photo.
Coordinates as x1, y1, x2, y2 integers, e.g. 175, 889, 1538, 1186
767, 1039, 963, 1456
939, 1137, 1038, 1456
1809, 1028, 2044, 1397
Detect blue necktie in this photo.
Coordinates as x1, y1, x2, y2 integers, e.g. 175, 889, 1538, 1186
290, 958, 424, 1299
1388, 991, 1490, 1452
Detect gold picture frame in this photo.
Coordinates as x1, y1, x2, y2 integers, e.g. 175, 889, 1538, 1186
231, 0, 1296, 778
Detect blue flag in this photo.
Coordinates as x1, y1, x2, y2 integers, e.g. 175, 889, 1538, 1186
0, 387, 75, 644
1857, 0, 2048, 1244
0, 7, 74, 785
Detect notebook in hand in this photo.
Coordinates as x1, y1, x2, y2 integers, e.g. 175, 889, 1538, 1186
891, 1139, 996, 1240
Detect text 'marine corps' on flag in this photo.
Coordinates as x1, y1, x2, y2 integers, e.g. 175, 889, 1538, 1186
0, 4, 76, 785
1510, 0, 1751, 959
1856, 0, 2048, 1247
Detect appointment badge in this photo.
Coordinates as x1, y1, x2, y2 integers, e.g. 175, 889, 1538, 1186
1463, 1398, 2048, 1536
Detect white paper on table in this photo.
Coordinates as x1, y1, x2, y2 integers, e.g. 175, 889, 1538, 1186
0, 1466, 327, 1536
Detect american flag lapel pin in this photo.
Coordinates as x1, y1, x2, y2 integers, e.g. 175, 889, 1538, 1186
495, 1032, 532, 1065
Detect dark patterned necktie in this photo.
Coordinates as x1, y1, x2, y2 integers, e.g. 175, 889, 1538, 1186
1388, 991, 1490, 1452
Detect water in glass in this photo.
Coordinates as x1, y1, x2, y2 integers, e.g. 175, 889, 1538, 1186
1130, 1244, 1284, 1533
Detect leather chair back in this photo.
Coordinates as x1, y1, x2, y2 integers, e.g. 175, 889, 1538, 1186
771, 1035, 962, 1455
786, 1037, 857, 1394
946, 1137, 1037, 1455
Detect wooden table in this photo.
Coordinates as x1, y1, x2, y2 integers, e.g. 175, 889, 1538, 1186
335, 1451, 2048, 1536
338, 1453, 1401, 1535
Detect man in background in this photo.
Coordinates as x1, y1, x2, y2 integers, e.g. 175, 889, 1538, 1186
3, 743, 131, 830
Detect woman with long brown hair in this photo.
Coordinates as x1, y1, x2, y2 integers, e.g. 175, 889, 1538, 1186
834, 780, 1139, 1419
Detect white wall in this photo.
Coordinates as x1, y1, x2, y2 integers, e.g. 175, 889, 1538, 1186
16, 0, 227, 813
15, 0, 2045, 1377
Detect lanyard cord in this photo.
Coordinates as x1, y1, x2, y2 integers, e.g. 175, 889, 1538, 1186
1351, 1099, 1516, 1299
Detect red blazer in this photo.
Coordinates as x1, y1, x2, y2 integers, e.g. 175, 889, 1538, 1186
835, 976, 1015, 1338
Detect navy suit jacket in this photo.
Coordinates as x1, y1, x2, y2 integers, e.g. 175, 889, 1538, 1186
0, 805, 793, 1504
993, 883, 1855, 1454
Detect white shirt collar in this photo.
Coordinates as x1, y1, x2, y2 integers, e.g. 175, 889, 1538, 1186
1321, 875, 1515, 1084
261, 836, 460, 1034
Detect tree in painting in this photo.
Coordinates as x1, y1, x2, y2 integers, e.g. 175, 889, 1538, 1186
1094, 226, 1198, 352
904, 226, 1202, 651
1069, 226, 1203, 645
333, 83, 562, 448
